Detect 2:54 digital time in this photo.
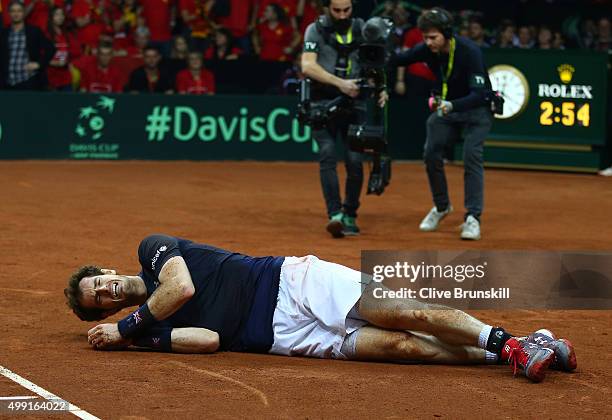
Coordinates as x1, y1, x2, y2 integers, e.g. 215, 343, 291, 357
539, 101, 590, 127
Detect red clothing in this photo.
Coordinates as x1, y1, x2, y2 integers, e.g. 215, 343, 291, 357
216, 0, 254, 38
258, 21, 293, 62
299, 1, 319, 37
140, 0, 173, 42
80, 62, 123, 92
1, 0, 10, 27
402, 28, 435, 81
47, 32, 73, 88
257, 0, 296, 19
25, 0, 65, 31
176, 68, 215, 94
178, 0, 212, 38
203, 45, 242, 60
71, 0, 109, 50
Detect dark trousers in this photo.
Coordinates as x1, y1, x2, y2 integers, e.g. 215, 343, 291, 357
313, 105, 366, 218
423, 106, 493, 218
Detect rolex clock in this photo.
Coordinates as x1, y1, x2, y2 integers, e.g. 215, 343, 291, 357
488, 64, 530, 119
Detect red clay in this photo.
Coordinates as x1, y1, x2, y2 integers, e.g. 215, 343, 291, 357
0, 161, 610, 418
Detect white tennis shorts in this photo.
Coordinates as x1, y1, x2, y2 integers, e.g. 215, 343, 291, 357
269, 255, 367, 359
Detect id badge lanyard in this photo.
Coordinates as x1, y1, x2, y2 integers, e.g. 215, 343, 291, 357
441, 38, 456, 100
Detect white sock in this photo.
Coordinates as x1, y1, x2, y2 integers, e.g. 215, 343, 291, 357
478, 325, 493, 349
485, 351, 498, 364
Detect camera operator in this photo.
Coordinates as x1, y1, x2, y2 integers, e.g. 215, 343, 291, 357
392, 7, 493, 241
301, 0, 388, 239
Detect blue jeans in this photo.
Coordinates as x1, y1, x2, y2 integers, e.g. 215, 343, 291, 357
423, 106, 493, 218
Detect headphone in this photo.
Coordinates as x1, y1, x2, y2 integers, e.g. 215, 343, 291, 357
424, 7, 454, 39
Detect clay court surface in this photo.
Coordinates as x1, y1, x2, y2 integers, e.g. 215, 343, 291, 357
1, 160, 611, 419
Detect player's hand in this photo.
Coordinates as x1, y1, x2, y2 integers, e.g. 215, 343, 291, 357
88, 323, 130, 350
100, 268, 116, 275
378, 90, 389, 108
338, 79, 360, 98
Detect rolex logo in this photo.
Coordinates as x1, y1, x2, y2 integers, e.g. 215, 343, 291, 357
557, 64, 575, 84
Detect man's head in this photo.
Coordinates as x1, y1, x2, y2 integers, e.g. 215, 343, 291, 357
187, 51, 203, 71
9, 1, 25, 25
326, 0, 353, 33
64, 266, 142, 321
518, 25, 531, 46
499, 20, 515, 45
418, 8, 453, 53
143, 45, 161, 70
468, 19, 485, 42
135, 27, 151, 49
97, 43, 114, 68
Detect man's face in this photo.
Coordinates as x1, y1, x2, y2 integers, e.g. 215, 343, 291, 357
98, 47, 113, 67
188, 53, 202, 71
143, 49, 160, 69
518, 27, 531, 44
422, 28, 446, 53
78, 274, 135, 311
469, 22, 483, 40
9, 4, 25, 24
329, 0, 352, 21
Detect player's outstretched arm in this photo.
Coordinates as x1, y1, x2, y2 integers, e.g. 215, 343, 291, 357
169, 328, 220, 354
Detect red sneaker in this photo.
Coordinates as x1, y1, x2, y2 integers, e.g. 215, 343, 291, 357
502, 336, 555, 382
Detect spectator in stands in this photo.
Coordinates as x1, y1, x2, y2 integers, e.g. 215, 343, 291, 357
536, 25, 553, 50
140, 0, 174, 56
110, 0, 141, 55
120, 25, 150, 57
71, 0, 110, 54
581, 18, 597, 49
80, 41, 123, 92
497, 19, 516, 48
178, 0, 215, 52
204, 26, 242, 61
390, 1, 411, 47
47, 6, 76, 90
371, 0, 395, 19
594, 17, 610, 53
515, 25, 534, 49
0, 1, 55, 90
25, 0, 64, 32
253, 3, 300, 62
176, 50, 215, 94
166, 34, 189, 78
552, 30, 565, 50
297, 0, 321, 38
256, 0, 298, 30
124, 44, 173, 93
468, 17, 490, 48
216, 0, 256, 53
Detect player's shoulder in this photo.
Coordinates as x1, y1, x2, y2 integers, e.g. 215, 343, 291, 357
138, 234, 179, 251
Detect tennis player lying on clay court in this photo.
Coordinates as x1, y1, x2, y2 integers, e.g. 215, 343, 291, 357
64, 234, 576, 382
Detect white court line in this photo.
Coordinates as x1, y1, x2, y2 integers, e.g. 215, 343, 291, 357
0, 365, 100, 420
0, 396, 37, 400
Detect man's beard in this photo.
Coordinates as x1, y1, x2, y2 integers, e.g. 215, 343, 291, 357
332, 17, 352, 34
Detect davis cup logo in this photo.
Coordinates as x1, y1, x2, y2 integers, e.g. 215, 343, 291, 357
74, 96, 116, 141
